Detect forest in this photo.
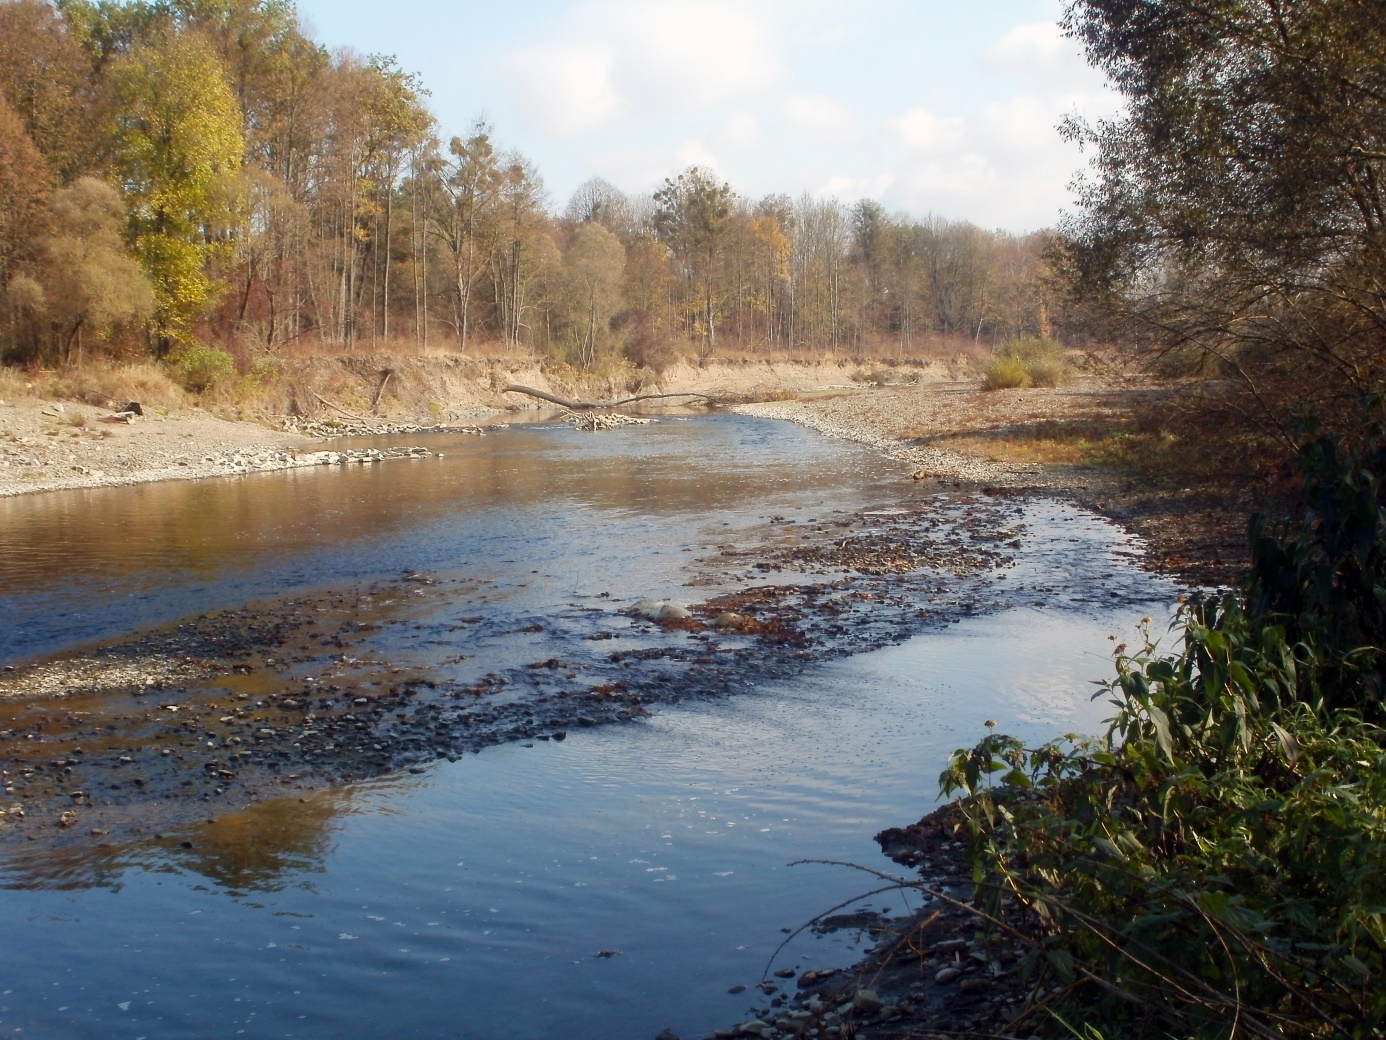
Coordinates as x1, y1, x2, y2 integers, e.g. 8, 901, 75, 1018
0, 0, 1055, 382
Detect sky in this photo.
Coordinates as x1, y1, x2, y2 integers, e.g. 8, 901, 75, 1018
293, 0, 1120, 233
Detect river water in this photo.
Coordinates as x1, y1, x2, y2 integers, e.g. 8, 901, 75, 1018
0, 415, 1177, 1040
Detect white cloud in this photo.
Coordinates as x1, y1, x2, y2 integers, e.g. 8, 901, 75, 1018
674, 139, 723, 174
978, 94, 1059, 153
781, 94, 860, 145
816, 173, 896, 201
502, 44, 616, 136
605, 0, 782, 108
720, 111, 763, 149
500, 0, 783, 136
985, 21, 1109, 92
893, 107, 965, 154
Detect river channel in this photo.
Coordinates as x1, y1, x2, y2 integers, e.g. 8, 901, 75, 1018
0, 414, 1178, 1040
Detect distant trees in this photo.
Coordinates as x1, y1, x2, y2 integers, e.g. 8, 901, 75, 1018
0, 0, 1059, 376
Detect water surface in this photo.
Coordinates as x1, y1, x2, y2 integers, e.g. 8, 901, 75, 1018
0, 415, 1177, 1039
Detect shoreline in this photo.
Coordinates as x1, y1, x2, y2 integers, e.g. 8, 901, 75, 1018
0, 397, 507, 498
736, 387, 1246, 588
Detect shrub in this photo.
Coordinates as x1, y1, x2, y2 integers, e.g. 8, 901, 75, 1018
942, 436, 1386, 1038
166, 344, 234, 395
983, 336, 1072, 390
983, 356, 1031, 389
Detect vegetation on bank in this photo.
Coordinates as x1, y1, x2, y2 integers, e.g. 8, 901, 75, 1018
945, 436, 1386, 1038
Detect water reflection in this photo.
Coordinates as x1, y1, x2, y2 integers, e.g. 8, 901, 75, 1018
0, 418, 907, 661
0, 788, 351, 894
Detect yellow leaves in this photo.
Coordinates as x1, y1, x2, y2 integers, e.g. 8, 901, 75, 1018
108, 32, 244, 341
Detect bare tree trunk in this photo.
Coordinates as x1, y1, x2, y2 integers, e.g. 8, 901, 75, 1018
383, 181, 394, 342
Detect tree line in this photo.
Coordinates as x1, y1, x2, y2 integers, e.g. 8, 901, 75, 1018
0, 0, 1057, 376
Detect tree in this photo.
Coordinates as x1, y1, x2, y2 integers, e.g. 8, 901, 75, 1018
6, 177, 153, 364
1061, 0, 1386, 448
0, 0, 100, 181
433, 121, 504, 349
109, 31, 244, 351
0, 95, 51, 295
654, 166, 733, 354
556, 222, 625, 368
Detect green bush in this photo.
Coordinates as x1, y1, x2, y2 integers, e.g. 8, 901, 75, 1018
166, 344, 234, 395
943, 436, 1386, 1038
983, 356, 1031, 389
983, 336, 1072, 390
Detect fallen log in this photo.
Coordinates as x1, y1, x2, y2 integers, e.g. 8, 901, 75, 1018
308, 388, 378, 426
502, 384, 716, 410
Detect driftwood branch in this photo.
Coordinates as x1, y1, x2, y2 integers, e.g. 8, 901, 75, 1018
371, 369, 394, 414
308, 388, 377, 425
502, 384, 716, 410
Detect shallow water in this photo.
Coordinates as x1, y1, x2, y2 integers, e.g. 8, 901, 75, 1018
0, 415, 1178, 1040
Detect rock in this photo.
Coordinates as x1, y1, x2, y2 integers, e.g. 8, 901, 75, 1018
657, 603, 693, 620
934, 938, 968, 954
57, 810, 77, 828
713, 612, 747, 629
735, 1021, 770, 1037
852, 990, 884, 1013
124, 401, 144, 416
958, 977, 989, 993
934, 967, 963, 985
655, 1031, 681, 1040
632, 599, 663, 617
773, 969, 796, 979
728, 985, 747, 995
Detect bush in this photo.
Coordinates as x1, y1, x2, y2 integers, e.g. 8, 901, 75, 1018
167, 344, 234, 395
941, 436, 1386, 1038
983, 356, 1031, 389
983, 336, 1072, 390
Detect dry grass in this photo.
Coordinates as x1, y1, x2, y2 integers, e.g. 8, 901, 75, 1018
0, 362, 191, 411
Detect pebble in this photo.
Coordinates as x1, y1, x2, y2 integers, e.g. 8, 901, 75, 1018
934, 967, 963, 985
852, 990, 884, 1013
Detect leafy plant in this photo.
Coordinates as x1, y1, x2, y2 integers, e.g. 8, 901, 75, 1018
166, 344, 234, 395
942, 436, 1386, 1038
983, 356, 1032, 390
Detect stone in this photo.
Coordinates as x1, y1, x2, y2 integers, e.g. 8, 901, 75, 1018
934, 967, 963, 985
735, 1022, 770, 1037
658, 603, 693, 620
852, 990, 884, 1013
728, 985, 747, 995
713, 612, 746, 629
773, 969, 796, 979
655, 1031, 681, 1040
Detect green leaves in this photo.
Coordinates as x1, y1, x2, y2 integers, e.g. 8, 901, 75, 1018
941, 440, 1386, 1037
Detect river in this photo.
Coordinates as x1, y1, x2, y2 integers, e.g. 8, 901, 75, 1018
0, 414, 1176, 1040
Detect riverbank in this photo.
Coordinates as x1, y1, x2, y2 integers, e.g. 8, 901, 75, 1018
0, 353, 957, 497
737, 380, 1248, 587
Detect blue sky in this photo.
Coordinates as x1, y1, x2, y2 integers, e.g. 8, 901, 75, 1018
294, 0, 1118, 232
